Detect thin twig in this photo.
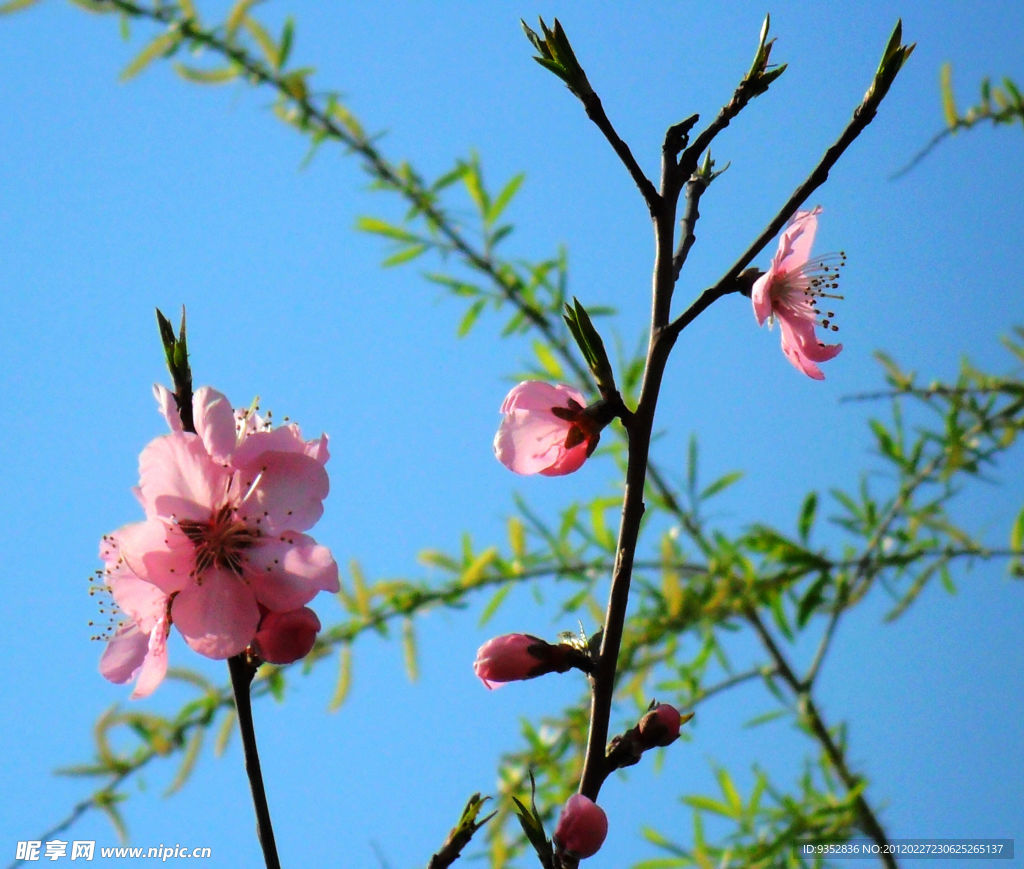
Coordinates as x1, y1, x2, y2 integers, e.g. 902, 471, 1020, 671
228, 656, 281, 869
746, 610, 897, 869
579, 92, 660, 211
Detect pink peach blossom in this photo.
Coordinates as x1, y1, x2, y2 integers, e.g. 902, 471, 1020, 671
493, 381, 599, 476
553, 794, 608, 860
752, 207, 845, 380
99, 387, 338, 690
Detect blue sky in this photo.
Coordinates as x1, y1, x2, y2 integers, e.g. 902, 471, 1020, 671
1, 1, 1022, 867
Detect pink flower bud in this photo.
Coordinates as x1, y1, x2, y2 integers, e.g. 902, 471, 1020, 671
553, 794, 608, 860
493, 381, 601, 476
638, 702, 682, 748
253, 607, 321, 664
473, 633, 550, 689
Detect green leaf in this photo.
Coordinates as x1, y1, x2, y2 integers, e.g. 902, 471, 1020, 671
478, 584, 512, 627
796, 573, 829, 628
214, 710, 235, 756
279, 18, 295, 70
355, 215, 418, 243
457, 298, 486, 337
798, 491, 818, 542
941, 63, 958, 128
486, 172, 525, 226
744, 707, 790, 728
381, 243, 429, 267
0, 0, 42, 14
1011, 506, 1024, 551
680, 794, 735, 819
533, 340, 564, 379
402, 619, 418, 681
462, 159, 489, 217
173, 63, 239, 85
716, 767, 743, 817
328, 645, 352, 710
164, 728, 202, 796
461, 547, 499, 587
699, 470, 743, 501
120, 30, 181, 82
243, 16, 279, 68
225, 0, 259, 37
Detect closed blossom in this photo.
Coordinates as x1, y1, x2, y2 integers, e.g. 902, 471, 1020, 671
493, 381, 600, 476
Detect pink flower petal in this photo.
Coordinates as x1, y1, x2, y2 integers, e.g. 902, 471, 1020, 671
114, 519, 192, 595
774, 206, 820, 273
100, 622, 150, 684
131, 614, 169, 699
153, 384, 183, 432
193, 386, 239, 464
751, 272, 775, 325
501, 381, 585, 414
138, 434, 231, 521
243, 532, 339, 612
231, 425, 308, 465
233, 451, 329, 534
539, 441, 590, 476
171, 567, 260, 659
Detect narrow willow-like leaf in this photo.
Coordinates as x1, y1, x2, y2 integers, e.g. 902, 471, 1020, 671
533, 340, 563, 379
242, 16, 278, 68
402, 618, 419, 681
329, 644, 352, 710
461, 547, 499, 587
120, 30, 181, 82
381, 243, 429, 267
173, 62, 239, 84
164, 728, 203, 796
798, 491, 818, 542
356, 215, 418, 243
478, 584, 512, 627
486, 172, 525, 227
350, 559, 371, 616
0, 0, 42, 14
213, 709, 235, 757
680, 794, 735, 819
225, 0, 259, 38
941, 62, 958, 129
457, 297, 486, 337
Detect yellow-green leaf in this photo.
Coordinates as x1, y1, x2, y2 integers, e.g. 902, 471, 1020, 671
462, 547, 499, 587
120, 31, 181, 82
243, 16, 278, 68
164, 728, 202, 796
402, 619, 419, 681
173, 63, 239, 85
329, 645, 352, 711
0, 0, 42, 14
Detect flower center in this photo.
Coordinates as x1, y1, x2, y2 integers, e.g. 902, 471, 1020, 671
179, 504, 259, 578
778, 251, 846, 335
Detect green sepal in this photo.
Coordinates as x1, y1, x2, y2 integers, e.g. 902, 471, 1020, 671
563, 297, 616, 396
